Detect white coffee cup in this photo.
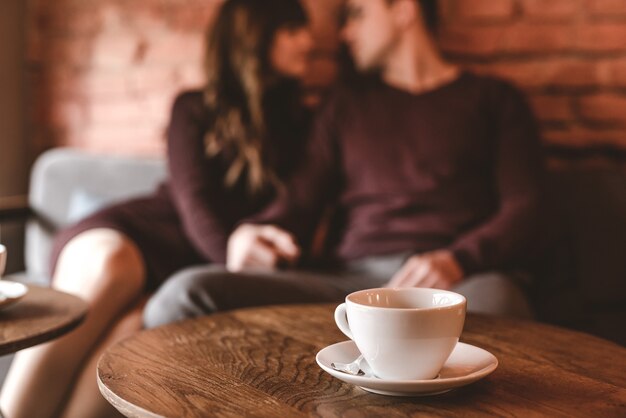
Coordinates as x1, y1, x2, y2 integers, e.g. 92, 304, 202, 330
334, 287, 466, 380
0, 244, 6, 277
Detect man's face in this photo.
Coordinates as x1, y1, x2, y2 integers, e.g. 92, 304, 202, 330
341, 0, 399, 71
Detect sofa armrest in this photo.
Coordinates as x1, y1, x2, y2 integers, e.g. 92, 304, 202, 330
26, 148, 167, 280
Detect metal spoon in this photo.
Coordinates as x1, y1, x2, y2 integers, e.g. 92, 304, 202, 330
331, 354, 365, 376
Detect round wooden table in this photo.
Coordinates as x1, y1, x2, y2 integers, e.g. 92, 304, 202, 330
0, 284, 88, 356
98, 304, 626, 418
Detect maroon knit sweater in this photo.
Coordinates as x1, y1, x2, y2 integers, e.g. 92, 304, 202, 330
251, 72, 545, 274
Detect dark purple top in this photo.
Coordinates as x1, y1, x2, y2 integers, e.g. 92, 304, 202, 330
251, 72, 545, 274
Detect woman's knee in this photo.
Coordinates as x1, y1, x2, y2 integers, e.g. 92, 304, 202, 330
143, 266, 229, 329
53, 229, 146, 300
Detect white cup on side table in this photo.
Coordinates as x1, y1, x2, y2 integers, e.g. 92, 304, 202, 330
334, 287, 466, 380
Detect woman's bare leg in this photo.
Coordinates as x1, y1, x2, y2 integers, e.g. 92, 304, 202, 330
0, 229, 146, 418
60, 299, 147, 418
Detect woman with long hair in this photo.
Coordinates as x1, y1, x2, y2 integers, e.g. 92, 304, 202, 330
0, 1, 314, 417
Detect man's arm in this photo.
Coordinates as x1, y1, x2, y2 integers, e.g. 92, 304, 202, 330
387, 80, 544, 289
447, 81, 545, 275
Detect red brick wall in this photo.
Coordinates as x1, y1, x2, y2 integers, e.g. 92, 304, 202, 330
439, 0, 626, 164
27, 0, 342, 155
28, 0, 626, 164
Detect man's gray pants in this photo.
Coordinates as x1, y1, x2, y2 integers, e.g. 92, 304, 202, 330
143, 253, 534, 329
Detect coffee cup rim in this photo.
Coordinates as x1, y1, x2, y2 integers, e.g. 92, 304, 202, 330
345, 287, 466, 311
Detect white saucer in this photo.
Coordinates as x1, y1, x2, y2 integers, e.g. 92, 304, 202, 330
0, 281, 28, 310
316, 340, 498, 396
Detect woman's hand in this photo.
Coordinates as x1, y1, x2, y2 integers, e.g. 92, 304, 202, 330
226, 224, 301, 272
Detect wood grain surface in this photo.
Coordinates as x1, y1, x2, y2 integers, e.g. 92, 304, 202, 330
0, 284, 88, 355
98, 304, 626, 418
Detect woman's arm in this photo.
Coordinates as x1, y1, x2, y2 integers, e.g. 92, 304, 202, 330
166, 92, 229, 263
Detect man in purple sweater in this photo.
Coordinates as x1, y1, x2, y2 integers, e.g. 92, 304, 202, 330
144, 0, 544, 327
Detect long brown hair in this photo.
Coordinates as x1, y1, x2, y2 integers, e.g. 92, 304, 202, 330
203, 0, 308, 193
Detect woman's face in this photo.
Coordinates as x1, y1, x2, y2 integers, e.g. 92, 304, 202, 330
270, 25, 314, 79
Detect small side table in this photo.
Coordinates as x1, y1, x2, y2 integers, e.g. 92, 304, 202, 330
0, 284, 88, 355
0, 284, 88, 418
98, 304, 626, 417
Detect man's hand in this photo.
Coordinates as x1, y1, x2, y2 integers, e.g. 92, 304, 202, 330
226, 224, 301, 272
386, 250, 464, 290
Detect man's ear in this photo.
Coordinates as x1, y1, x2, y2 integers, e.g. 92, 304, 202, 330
391, 0, 419, 28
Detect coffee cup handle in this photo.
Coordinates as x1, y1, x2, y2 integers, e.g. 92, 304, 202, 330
334, 303, 353, 340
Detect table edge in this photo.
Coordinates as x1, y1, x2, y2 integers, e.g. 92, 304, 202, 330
97, 370, 166, 418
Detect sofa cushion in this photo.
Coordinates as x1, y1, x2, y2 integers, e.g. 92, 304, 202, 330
66, 188, 114, 224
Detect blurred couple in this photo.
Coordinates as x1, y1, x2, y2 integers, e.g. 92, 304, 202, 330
1, 1, 544, 417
